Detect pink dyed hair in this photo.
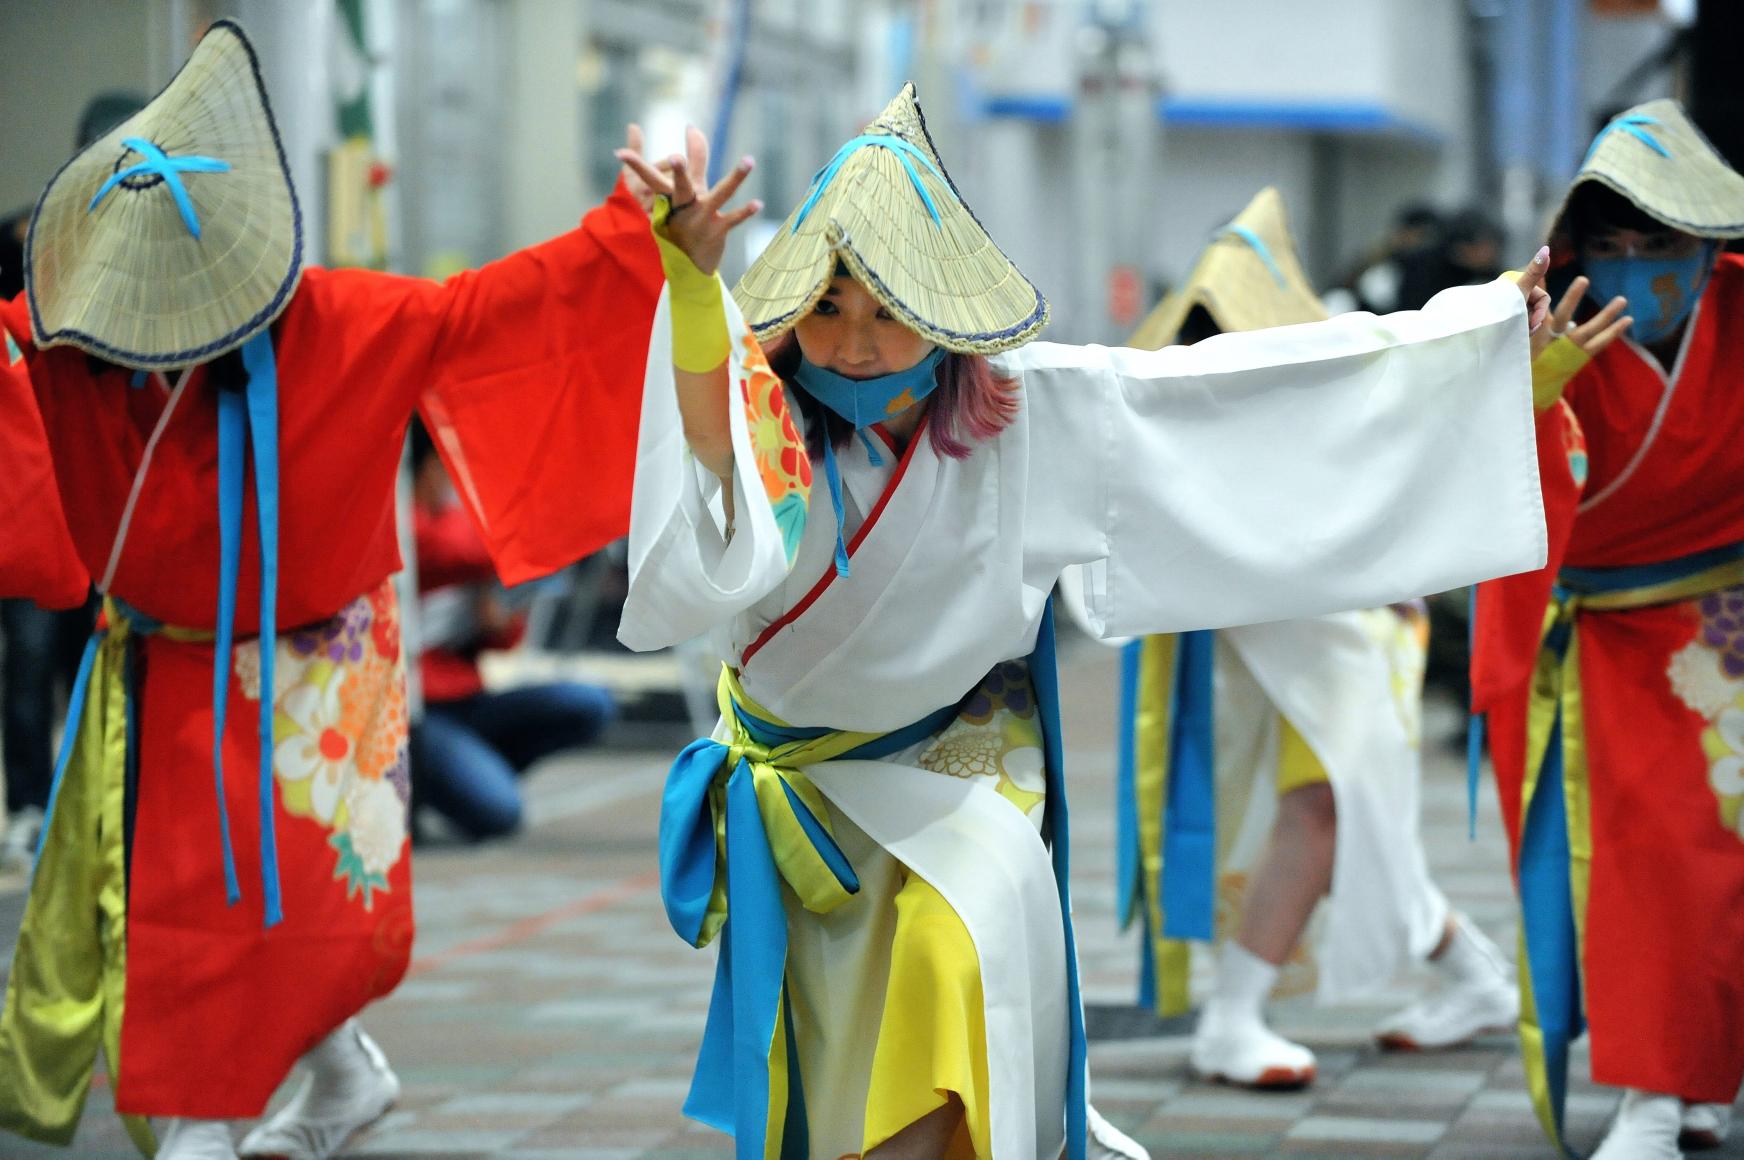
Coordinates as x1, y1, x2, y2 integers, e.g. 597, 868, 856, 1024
762, 330, 1020, 461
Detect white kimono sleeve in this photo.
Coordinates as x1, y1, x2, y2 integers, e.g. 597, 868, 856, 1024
617, 292, 798, 651
1025, 278, 1546, 637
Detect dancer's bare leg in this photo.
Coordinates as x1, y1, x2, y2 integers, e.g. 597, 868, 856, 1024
1235, 783, 1336, 965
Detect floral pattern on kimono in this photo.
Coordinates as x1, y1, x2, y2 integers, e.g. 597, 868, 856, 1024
233, 579, 410, 906
919, 661, 1049, 828
737, 329, 811, 563
1668, 587, 1744, 840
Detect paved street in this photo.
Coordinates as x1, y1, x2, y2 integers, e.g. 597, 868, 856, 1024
4, 634, 1741, 1158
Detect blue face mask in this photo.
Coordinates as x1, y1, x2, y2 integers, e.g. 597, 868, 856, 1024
792, 347, 946, 429
791, 347, 945, 579
1584, 244, 1716, 345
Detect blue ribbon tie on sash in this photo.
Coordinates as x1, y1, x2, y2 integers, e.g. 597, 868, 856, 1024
661, 601, 1091, 1158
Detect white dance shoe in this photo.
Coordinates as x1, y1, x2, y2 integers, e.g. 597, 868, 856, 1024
1680, 1101, 1733, 1151
1377, 913, 1518, 1051
1190, 1014, 1317, 1089
237, 1020, 399, 1160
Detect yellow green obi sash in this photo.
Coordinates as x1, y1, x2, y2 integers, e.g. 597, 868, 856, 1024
1515, 540, 1744, 1155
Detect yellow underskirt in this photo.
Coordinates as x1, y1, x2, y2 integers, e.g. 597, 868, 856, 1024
1275, 715, 1331, 795
861, 872, 990, 1159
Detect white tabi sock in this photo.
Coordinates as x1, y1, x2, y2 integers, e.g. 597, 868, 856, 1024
1203, 941, 1280, 1032
1593, 1089, 1684, 1159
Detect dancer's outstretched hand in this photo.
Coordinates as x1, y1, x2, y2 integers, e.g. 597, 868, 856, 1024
1513, 246, 1555, 357
1545, 275, 1632, 359
617, 123, 761, 276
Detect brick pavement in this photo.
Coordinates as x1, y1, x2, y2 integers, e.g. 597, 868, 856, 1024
3, 637, 1741, 1158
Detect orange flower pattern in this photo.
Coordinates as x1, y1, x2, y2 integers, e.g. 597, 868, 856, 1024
233, 578, 410, 906
738, 331, 811, 563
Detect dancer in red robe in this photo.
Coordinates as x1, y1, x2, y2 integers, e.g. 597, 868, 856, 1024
0, 22, 661, 1159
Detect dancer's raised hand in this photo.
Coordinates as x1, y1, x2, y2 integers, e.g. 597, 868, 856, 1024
616, 124, 761, 276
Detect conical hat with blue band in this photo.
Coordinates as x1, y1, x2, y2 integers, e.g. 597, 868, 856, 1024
26, 20, 303, 369
1550, 98, 1744, 240
733, 84, 1049, 354
1128, 187, 1325, 350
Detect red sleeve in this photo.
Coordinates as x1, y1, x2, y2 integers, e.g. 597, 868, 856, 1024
0, 350, 90, 608
1470, 398, 1585, 715
306, 179, 661, 586
416, 178, 664, 584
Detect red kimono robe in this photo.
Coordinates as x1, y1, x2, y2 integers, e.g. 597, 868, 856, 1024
1474, 254, 1744, 1148
0, 183, 661, 1142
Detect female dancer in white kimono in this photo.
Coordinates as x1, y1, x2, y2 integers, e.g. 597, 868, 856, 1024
615, 86, 1554, 1159
1081, 189, 1588, 1091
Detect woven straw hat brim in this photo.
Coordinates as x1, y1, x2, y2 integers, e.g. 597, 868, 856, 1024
1128, 187, 1325, 349
733, 84, 1048, 354
27, 20, 303, 369
1550, 98, 1744, 240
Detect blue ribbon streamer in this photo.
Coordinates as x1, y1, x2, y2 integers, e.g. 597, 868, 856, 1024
1217, 224, 1290, 289
793, 133, 946, 233
1518, 627, 1584, 1157
1114, 639, 1142, 930
1160, 629, 1217, 941
87, 137, 231, 239
820, 437, 851, 579
212, 333, 284, 925
1032, 600, 1090, 1159
241, 333, 284, 926
213, 387, 248, 908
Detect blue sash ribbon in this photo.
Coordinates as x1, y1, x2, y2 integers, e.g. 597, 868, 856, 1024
41, 334, 285, 927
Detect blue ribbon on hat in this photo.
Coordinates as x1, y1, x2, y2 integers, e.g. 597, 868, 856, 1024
793, 134, 946, 232
1217, 224, 1289, 289
1583, 114, 1670, 166
87, 137, 232, 239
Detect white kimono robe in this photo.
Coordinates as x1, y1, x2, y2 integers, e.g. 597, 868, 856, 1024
622, 277, 1543, 1156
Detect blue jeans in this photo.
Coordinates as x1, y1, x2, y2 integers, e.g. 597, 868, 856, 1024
410, 683, 616, 839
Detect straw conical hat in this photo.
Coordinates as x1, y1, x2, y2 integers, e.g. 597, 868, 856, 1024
27, 20, 302, 369
1128, 187, 1325, 350
733, 84, 1048, 354
1549, 98, 1744, 240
